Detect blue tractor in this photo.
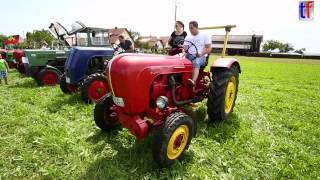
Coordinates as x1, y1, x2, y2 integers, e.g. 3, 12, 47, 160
60, 46, 114, 103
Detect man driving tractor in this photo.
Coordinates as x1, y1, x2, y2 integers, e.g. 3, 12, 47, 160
183, 21, 212, 86
118, 35, 134, 53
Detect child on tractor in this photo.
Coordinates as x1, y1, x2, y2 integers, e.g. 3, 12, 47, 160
183, 21, 212, 86
0, 54, 9, 85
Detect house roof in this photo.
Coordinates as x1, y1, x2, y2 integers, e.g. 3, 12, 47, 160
160, 36, 170, 46
139, 36, 160, 47
140, 36, 157, 42
108, 28, 133, 44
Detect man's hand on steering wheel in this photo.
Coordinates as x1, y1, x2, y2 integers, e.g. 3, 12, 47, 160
176, 39, 199, 60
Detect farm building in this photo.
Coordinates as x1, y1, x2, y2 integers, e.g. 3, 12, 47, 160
212, 35, 263, 55
139, 36, 164, 51
160, 36, 170, 48
108, 27, 134, 45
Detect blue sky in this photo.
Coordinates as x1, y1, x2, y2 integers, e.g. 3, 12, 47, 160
1, 0, 320, 52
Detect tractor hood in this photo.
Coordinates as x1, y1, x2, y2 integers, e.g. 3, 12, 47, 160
68, 21, 86, 35
64, 46, 114, 84
107, 54, 192, 114
49, 22, 68, 39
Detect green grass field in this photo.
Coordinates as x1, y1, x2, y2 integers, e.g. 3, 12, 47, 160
0, 56, 319, 179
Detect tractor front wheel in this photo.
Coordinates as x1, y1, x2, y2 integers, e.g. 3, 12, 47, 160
80, 73, 108, 104
60, 74, 78, 94
36, 68, 62, 86
207, 65, 239, 121
152, 112, 195, 167
94, 94, 119, 130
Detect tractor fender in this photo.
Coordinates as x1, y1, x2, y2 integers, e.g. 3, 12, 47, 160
211, 58, 241, 73
43, 65, 63, 76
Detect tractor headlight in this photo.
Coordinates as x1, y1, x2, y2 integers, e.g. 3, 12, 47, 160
22, 57, 29, 64
113, 96, 125, 107
156, 96, 169, 110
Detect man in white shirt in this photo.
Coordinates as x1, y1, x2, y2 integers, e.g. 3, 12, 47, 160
184, 21, 212, 86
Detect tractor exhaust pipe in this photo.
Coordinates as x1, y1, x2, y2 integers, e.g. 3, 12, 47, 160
169, 76, 193, 106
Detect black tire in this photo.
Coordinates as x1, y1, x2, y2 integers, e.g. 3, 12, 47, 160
17, 64, 26, 74
94, 94, 119, 130
60, 74, 78, 94
152, 112, 195, 167
207, 65, 240, 121
36, 68, 62, 86
80, 73, 108, 104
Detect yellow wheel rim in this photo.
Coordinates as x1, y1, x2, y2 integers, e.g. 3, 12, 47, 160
167, 125, 189, 160
224, 76, 237, 114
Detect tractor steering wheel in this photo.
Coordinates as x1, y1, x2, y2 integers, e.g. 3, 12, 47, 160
177, 40, 199, 61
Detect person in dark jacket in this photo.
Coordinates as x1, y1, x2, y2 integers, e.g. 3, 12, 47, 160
118, 35, 134, 53
168, 21, 187, 56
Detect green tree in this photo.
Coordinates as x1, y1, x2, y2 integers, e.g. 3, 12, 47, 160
262, 40, 283, 52
294, 48, 306, 54
141, 42, 150, 50
24, 29, 55, 49
16, 41, 29, 49
263, 40, 295, 53
128, 30, 144, 48
128, 30, 141, 42
0, 34, 8, 48
280, 43, 294, 53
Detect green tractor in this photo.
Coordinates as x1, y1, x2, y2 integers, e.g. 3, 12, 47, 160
23, 21, 111, 86
0, 49, 18, 69
4, 50, 16, 68
23, 49, 68, 86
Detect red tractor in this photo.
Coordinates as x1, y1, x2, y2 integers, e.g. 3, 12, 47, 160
94, 25, 241, 167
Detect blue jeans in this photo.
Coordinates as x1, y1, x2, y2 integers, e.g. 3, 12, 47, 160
186, 53, 207, 69
0, 71, 7, 79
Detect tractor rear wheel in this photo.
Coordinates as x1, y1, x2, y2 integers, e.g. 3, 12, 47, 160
94, 94, 119, 130
207, 65, 239, 121
17, 64, 26, 74
152, 112, 195, 167
80, 73, 108, 104
60, 74, 78, 94
36, 68, 62, 86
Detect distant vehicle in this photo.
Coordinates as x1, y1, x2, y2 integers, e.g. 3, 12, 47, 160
0, 49, 23, 70
22, 21, 111, 86
60, 46, 114, 104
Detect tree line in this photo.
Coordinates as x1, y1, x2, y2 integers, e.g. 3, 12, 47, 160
0, 29, 54, 49
263, 40, 306, 54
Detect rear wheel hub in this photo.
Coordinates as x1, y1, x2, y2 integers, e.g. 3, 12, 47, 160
224, 76, 237, 114
88, 80, 108, 102
42, 72, 58, 86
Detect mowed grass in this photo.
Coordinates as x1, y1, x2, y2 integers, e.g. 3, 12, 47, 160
0, 55, 319, 179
